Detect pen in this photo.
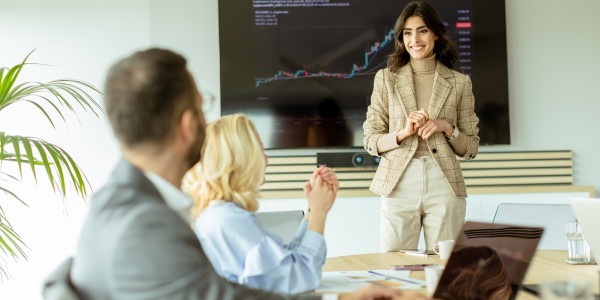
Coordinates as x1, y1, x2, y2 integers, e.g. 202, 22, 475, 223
404, 251, 429, 257
367, 271, 423, 286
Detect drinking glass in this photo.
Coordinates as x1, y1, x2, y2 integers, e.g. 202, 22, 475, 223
540, 279, 592, 300
565, 221, 593, 264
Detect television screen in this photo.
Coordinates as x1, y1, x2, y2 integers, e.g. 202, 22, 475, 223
219, 0, 509, 148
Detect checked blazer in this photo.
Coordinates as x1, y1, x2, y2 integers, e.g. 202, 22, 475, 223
363, 62, 480, 198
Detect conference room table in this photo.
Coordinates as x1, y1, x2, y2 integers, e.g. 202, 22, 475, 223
323, 250, 599, 299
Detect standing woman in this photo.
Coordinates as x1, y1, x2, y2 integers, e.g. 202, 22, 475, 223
363, 1, 479, 251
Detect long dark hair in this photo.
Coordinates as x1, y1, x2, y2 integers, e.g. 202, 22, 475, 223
446, 246, 512, 300
387, 1, 458, 72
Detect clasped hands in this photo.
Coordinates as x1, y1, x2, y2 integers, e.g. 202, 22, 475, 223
302, 165, 339, 221
300, 170, 431, 300
397, 108, 453, 143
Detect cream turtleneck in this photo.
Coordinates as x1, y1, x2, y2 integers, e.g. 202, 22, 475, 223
409, 55, 468, 158
411, 55, 437, 157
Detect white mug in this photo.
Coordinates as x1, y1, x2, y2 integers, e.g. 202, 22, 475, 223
424, 264, 445, 296
433, 240, 455, 260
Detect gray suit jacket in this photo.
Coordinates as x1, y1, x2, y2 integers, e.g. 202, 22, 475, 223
43, 257, 80, 300
70, 159, 320, 300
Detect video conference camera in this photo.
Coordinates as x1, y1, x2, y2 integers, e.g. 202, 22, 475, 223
316, 152, 380, 168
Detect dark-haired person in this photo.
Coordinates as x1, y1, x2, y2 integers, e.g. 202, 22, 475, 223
54, 48, 408, 300
438, 246, 512, 300
363, 1, 480, 252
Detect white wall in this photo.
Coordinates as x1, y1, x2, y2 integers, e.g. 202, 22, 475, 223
501, 0, 600, 191
0, 0, 599, 298
0, 1, 148, 298
148, 0, 221, 121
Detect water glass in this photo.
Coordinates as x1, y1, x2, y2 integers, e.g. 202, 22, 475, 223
565, 221, 592, 264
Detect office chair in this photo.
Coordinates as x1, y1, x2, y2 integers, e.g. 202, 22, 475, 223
255, 210, 305, 244
43, 257, 80, 300
492, 203, 576, 250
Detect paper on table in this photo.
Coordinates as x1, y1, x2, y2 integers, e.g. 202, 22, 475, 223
316, 270, 426, 293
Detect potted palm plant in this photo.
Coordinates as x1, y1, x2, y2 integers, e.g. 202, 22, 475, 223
0, 50, 102, 277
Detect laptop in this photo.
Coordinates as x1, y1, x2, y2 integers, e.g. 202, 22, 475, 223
255, 210, 304, 243
569, 197, 600, 264
433, 221, 544, 300
492, 203, 576, 250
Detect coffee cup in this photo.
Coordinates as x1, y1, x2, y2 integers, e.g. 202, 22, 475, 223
433, 240, 455, 260
425, 264, 445, 296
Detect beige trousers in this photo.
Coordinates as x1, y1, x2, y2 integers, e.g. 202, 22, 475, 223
380, 156, 466, 251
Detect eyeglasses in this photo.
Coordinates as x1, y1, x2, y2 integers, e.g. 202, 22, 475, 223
200, 90, 216, 114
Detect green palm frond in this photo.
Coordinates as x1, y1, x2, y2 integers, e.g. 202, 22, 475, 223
0, 151, 44, 166
0, 49, 103, 128
0, 171, 27, 207
0, 198, 28, 261
0, 133, 90, 198
0, 174, 29, 280
0, 50, 102, 275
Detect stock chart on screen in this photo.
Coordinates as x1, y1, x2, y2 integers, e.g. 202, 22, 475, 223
219, 0, 509, 148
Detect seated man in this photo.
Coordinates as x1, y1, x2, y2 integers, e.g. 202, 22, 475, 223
66, 48, 415, 300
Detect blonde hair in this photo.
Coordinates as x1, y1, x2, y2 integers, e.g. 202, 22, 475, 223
183, 114, 265, 218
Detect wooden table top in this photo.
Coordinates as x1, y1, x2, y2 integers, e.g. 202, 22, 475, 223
323, 250, 599, 299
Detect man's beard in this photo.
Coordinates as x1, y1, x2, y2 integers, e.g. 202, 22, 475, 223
185, 123, 205, 169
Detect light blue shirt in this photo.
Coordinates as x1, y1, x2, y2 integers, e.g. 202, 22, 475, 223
194, 202, 327, 294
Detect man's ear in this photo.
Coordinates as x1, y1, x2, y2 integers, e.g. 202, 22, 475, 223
178, 109, 197, 144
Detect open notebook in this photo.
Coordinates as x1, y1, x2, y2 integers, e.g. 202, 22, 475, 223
433, 221, 544, 300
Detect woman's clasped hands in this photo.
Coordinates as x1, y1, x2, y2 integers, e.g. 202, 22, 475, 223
302, 165, 339, 234
396, 108, 453, 142
304, 165, 339, 213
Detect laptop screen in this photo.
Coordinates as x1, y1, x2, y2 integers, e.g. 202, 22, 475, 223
433, 221, 544, 300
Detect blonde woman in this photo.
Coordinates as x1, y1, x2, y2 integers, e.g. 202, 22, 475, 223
183, 114, 339, 294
